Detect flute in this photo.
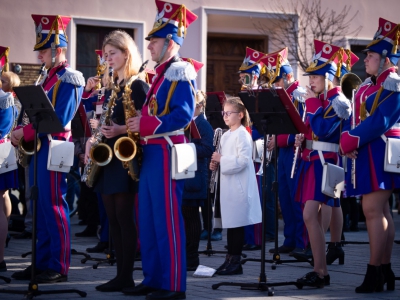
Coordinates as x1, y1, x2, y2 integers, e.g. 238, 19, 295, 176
290, 107, 307, 179
210, 128, 223, 193
351, 89, 356, 189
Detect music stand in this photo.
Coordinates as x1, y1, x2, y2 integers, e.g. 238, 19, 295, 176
212, 88, 307, 295
0, 85, 87, 299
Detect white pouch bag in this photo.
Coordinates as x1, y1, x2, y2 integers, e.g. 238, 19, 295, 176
165, 136, 197, 180
0, 141, 18, 174
47, 134, 75, 173
252, 139, 263, 163
383, 137, 400, 173
321, 162, 345, 199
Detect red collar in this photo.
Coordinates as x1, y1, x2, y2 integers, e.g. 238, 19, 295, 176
376, 67, 397, 86
286, 80, 299, 96
319, 86, 341, 100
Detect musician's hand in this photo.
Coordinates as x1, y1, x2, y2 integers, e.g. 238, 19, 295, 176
304, 86, 317, 100
11, 128, 24, 146
100, 123, 125, 139
267, 135, 275, 151
84, 139, 92, 164
85, 76, 101, 92
294, 134, 304, 147
209, 160, 219, 171
78, 153, 85, 164
89, 118, 99, 129
211, 152, 222, 163
127, 116, 141, 133
345, 149, 358, 159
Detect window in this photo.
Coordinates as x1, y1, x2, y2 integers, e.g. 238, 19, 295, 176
76, 25, 134, 81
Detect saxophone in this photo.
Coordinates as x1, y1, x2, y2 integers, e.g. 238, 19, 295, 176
114, 60, 148, 181
113, 75, 140, 181
81, 67, 116, 187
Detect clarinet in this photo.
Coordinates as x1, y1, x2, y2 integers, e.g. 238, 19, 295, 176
209, 128, 223, 193
290, 107, 307, 179
351, 89, 357, 188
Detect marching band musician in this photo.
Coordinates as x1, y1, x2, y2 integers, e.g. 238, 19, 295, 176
238, 47, 275, 250
340, 17, 400, 293
123, 1, 197, 299
293, 39, 352, 288
259, 48, 309, 256
10, 15, 85, 283
84, 30, 149, 292
0, 46, 18, 272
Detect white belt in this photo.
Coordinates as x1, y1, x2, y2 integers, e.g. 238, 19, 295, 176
391, 123, 400, 130
141, 130, 184, 143
306, 140, 339, 152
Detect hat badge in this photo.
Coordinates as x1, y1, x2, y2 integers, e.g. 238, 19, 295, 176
35, 22, 43, 44
373, 27, 382, 40
153, 9, 165, 29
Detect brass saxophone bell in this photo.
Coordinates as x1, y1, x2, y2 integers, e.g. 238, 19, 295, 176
114, 136, 137, 162
90, 143, 113, 166
19, 136, 41, 156
341, 73, 362, 101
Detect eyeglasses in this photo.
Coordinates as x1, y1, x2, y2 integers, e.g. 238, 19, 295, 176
221, 111, 239, 117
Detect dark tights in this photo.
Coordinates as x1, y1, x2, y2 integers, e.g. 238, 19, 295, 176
227, 226, 245, 255
182, 205, 201, 259
102, 192, 136, 287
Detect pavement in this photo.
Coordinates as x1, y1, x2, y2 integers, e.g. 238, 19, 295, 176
1, 209, 400, 299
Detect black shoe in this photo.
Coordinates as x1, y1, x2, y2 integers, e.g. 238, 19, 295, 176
216, 255, 243, 275
11, 265, 44, 280
268, 245, 295, 254
326, 242, 344, 265
35, 269, 67, 283
382, 263, 395, 291
86, 242, 109, 253
0, 260, 6, 272
293, 247, 313, 261
289, 247, 304, 256
216, 254, 231, 272
265, 236, 275, 242
96, 279, 135, 292
122, 283, 158, 295
146, 290, 186, 299
78, 220, 87, 226
13, 230, 32, 239
243, 244, 261, 251
186, 256, 199, 271
297, 271, 325, 288
75, 225, 97, 237
324, 274, 330, 286
355, 264, 384, 293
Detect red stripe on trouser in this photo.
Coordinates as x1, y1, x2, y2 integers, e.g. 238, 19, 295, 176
162, 145, 180, 291
50, 171, 70, 274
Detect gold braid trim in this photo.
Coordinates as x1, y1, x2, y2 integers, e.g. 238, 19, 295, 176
360, 87, 394, 121
0, 47, 10, 72
52, 80, 62, 107
344, 49, 352, 71
158, 81, 178, 117
366, 24, 400, 54
323, 105, 336, 118
267, 54, 282, 85
148, 5, 187, 38
34, 15, 69, 50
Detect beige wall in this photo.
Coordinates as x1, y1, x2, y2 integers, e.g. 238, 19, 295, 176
1, 0, 399, 89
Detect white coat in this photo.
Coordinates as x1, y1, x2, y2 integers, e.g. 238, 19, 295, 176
214, 125, 262, 228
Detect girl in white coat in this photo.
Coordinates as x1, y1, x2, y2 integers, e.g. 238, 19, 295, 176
210, 97, 262, 275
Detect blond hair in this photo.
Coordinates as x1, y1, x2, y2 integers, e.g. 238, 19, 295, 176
102, 30, 144, 87
224, 96, 250, 127
1, 71, 21, 92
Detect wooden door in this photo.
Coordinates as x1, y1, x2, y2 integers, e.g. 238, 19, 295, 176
207, 33, 268, 96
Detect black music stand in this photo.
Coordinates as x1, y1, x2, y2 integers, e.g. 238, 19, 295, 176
0, 85, 86, 299
211, 88, 307, 295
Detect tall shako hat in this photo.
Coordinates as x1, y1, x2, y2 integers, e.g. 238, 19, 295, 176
238, 47, 266, 77
364, 17, 400, 65
303, 39, 346, 82
0, 46, 10, 73
260, 47, 293, 84
32, 15, 71, 51
181, 57, 204, 73
146, 0, 198, 47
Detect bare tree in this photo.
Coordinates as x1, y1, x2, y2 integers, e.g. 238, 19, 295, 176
254, 0, 362, 71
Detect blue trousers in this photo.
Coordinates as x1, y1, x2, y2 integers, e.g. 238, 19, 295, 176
244, 162, 275, 245
278, 147, 307, 249
29, 138, 70, 274
139, 144, 186, 292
